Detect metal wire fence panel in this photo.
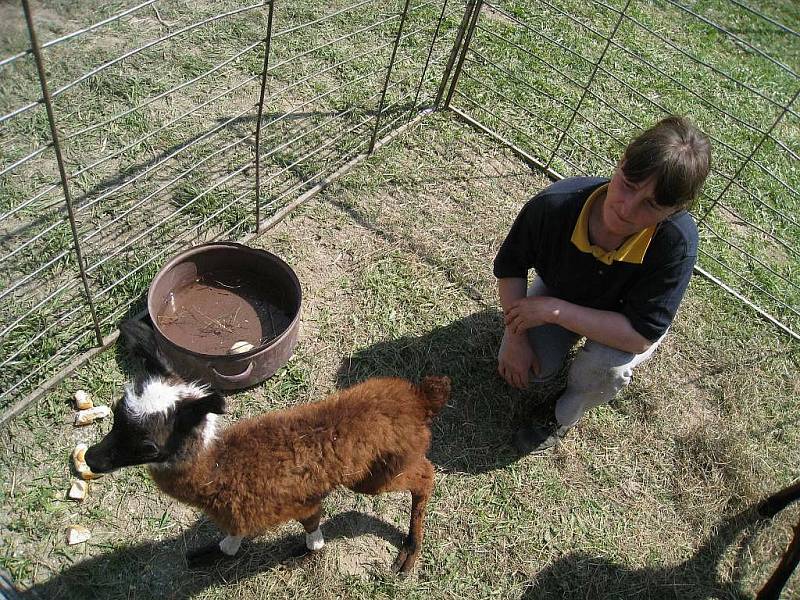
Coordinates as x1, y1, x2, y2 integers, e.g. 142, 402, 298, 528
0, 0, 462, 414
449, 0, 799, 338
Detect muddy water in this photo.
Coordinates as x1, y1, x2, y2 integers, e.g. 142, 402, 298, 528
155, 269, 293, 355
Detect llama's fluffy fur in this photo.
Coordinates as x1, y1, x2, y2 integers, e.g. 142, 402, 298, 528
150, 377, 448, 544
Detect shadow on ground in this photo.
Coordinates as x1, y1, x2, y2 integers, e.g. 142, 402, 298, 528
336, 309, 563, 475
23, 510, 405, 600
520, 506, 771, 600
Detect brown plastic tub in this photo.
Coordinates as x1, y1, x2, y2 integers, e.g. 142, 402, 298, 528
147, 242, 301, 390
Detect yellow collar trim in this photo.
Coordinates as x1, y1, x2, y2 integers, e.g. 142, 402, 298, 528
570, 184, 656, 266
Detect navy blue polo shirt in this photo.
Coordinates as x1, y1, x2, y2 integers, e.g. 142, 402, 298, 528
493, 176, 698, 341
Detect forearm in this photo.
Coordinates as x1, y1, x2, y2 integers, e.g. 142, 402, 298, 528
498, 278, 528, 342
550, 299, 652, 354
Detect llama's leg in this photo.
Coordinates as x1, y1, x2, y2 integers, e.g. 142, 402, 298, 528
350, 457, 434, 573
219, 534, 244, 556
298, 504, 325, 551
391, 459, 434, 574
186, 531, 243, 567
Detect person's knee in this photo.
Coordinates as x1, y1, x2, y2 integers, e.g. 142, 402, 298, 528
567, 345, 635, 393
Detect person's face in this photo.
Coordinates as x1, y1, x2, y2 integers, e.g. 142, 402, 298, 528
603, 167, 678, 237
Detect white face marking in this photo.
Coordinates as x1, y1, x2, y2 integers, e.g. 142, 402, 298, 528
219, 535, 243, 556
124, 378, 209, 420
306, 528, 324, 551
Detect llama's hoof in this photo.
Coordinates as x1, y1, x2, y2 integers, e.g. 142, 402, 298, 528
390, 545, 418, 575
186, 543, 237, 569
283, 543, 323, 570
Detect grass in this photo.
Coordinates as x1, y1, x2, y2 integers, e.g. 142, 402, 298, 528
2, 113, 798, 600
0, 0, 799, 598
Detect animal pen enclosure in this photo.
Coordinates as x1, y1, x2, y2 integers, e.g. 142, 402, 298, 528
0, 0, 797, 422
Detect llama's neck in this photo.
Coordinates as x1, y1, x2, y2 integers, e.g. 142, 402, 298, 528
148, 416, 222, 507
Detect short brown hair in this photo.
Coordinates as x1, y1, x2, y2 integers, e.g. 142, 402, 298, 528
621, 115, 711, 210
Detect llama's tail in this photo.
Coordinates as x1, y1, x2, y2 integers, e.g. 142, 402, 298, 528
418, 376, 450, 422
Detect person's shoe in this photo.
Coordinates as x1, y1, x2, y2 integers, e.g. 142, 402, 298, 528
513, 422, 570, 455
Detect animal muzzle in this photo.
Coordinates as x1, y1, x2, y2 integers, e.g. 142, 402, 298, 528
84, 435, 118, 473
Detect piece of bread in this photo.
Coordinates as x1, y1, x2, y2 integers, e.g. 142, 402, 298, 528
67, 479, 88, 501
73, 390, 93, 410
66, 525, 91, 545
74, 405, 111, 426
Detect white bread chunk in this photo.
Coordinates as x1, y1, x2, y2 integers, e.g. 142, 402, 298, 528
66, 525, 91, 545
74, 405, 111, 426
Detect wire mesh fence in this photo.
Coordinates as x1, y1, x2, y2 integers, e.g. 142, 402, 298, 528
445, 0, 799, 339
0, 0, 463, 419
1, 0, 797, 421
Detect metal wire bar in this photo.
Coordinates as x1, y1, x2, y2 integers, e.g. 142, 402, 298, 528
435, 0, 479, 106
698, 221, 799, 293
92, 98, 395, 310
76, 56, 419, 257
268, 0, 436, 74
443, 0, 484, 109
698, 87, 800, 224
453, 89, 584, 173
696, 247, 800, 319
0, 20, 434, 227
68, 73, 261, 184
0, 302, 85, 368
82, 78, 408, 282
505, 0, 800, 158
694, 263, 799, 341
0, 277, 79, 339
411, 0, 452, 110
712, 202, 800, 261
470, 17, 800, 214
604, 39, 799, 161
369, 0, 413, 153
664, 0, 798, 79
0, 144, 52, 180
462, 52, 628, 149
272, 0, 378, 39
726, 0, 800, 38
546, 0, 631, 169
20, 0, 103, 345
621, 11, 799, 119
0, 39, 263, 188
451, 106, 564, 179
0, 2, 264, 125
255, 0, 276, 233
0, 0, 157, 69
0, 325, 97, 404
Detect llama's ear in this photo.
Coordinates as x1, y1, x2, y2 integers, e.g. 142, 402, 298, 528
175, 392, 226, 434
119, 319, 172, 378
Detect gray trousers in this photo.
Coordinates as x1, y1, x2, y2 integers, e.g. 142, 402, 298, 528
511, 277, 665, 428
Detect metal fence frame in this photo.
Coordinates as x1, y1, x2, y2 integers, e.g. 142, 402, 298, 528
1, 0, 797, 425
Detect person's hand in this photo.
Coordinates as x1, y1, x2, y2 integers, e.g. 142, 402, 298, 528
498, 331, 539, 389
504, 296, 560, 335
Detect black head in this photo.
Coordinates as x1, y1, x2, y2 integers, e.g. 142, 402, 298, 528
84, 320, 226, 473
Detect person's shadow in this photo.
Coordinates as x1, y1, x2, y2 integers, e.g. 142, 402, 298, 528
22, 511, 406, 600
335, 309, 560, 474
520, 504, 775, 600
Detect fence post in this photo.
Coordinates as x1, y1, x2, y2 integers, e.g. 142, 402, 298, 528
254, 0, 276, 234
546, 0, 632, 171
21, 0, 104, 346
434, 0, 477, 108
696, 86, 800, 226
442, 0, 483, 110
368, 0, 413, 154
410, 0, 453, 114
